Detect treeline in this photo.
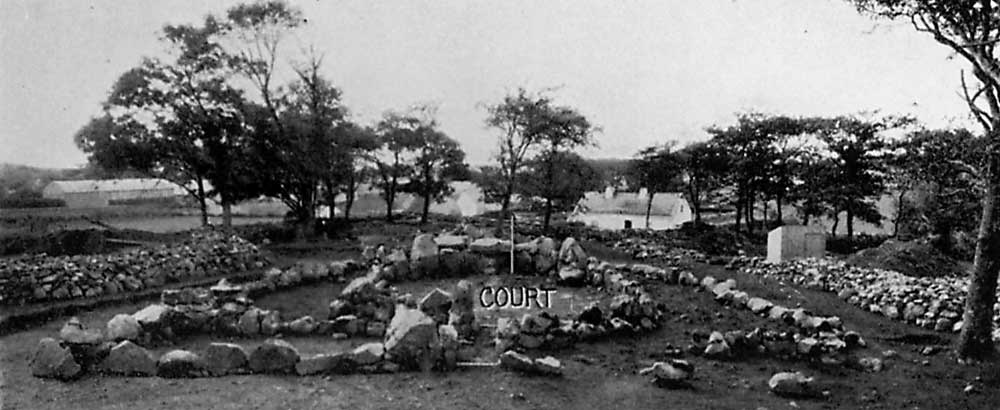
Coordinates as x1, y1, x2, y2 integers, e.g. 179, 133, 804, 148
629, 112, 984, 252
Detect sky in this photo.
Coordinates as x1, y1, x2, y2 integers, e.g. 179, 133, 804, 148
0, 0, 975, 169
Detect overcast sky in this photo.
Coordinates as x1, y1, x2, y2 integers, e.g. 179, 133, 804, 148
0, 0, 975, 169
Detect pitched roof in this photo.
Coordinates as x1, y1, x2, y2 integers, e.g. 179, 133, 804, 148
44, 178, 184, 194
575, 191, 687, 216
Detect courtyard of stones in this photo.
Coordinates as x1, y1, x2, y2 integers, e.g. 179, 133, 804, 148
2, 220, 999, 410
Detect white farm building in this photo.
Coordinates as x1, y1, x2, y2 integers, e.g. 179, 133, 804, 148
42, 178, 186, 208
569, 187, 693, 230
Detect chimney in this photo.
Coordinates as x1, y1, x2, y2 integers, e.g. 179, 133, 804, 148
603, 186, 615, 199
638, 187, 648, 198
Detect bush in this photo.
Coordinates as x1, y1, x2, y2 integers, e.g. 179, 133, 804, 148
826, 233, 891, 255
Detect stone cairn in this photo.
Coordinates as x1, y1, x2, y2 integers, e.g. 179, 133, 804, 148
0, 231, 265, 305
734, 256, 1000, 340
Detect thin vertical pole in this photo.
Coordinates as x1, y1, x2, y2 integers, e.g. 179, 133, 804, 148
510, 213, 515, 275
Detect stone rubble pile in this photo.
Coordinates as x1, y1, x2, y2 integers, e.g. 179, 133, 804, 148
741, 258, 1000, 338
610, 237, 708, 263
1, 231, 266, 305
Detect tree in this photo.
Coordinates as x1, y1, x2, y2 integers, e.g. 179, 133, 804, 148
329, 122, 378, 221
519, 151, 602, 224
373, 110, 424, 221
80, 15, 261, 228
810, 115, 908, 238
484, 88, 552, 220
852, 0, 1000, 359
892, 128, 986, 251
405, 128, 469, 224
529, 104, 596, 229
629, 143, 684, 229
677, 141, 731, 224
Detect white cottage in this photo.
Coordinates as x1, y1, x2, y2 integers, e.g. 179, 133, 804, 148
568, 187, 693, 230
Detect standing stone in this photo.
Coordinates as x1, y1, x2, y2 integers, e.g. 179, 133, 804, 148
448, 280, 477, 338
384, 306, 441, 371
535, 237, 559, 274
107, 314, 142, 342
438, 324, 459, 370
99, 340, 156, 376
766, 225, 825, 263
203, 343, 249, 376
249, 339, 300, 374
411, 234, 440, 277
157, 350, 204, 378
30, 338, 82, 380
558, 237, 587, 268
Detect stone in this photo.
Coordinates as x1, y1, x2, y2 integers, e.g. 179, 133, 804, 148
678, 271, 698, 286
766, 225, 825, 263
99, 340, 156, 376
249, 339, 300, 374
499, 350, 535, 373
470, 237, 508, 254
747, 297, 773, 314
419, 288, 453, 323
704, 331, 731, 359
858, 357, 883, 372
366, 321, 387, 338
558, 266, 587, 285
295, 353, 352, 376
237, 307, 262, 335
203, 343, 249, 376
133, 304, 173, 330
260, 310, 281, 335
577, 303, 604, 326
287, 315, 317, 334
639, 360, 694, 388
700, 276, 717, 290
352, 342, 385, 365
59, 317, 104, 345
797, 337, 820, 356
328, 299, 353, 319
532, 356, 563, 376
106, 314, 142, 342
535, 237, 559, 274
30, 338, 82, 380
435, 234, 469, 249
384, 306, 441, 371
157, 350, 204, 378
411, 233, 440, 276
768, 371, 818, 398
558, 237, 588, 268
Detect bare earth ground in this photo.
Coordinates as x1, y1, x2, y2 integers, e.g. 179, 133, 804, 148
2, 227, 999, 410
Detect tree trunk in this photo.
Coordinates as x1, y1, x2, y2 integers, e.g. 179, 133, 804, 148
345, 172, 356, 221
776, 195, 783, 225
831, 213, 839, 237
747, 192, 755, 234
734, 193, 743, 234
543, 197, 553, 231
196, 177, 208, 227
222, 202, 233, 229
846, 201, 854, 239
645, 192, 654, 229
957, 155, 1000, 360
893, 189, 906, 237
421, 190, 431, 224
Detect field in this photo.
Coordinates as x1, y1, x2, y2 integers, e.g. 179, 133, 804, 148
1, 214, 998, 410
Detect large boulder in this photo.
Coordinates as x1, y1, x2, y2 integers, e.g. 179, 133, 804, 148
469, 237, 508, 254
558, 237, 587, 268
768, 371, 819, 398
30, 338, 82, 380
295, 353, 352, 376
237, 307, 262, 335
157, 350, 204, 378
351, 342, 385, 366
384, 306, 441, 371
287, 315, 318, 334
249, 339, 300, 374
411, 234, 440, 277
99, 340, 156, 376
59, 317, 103, 345
133, 304, 174, 331
203, 343, 249, 376
558, 266, 587, 285
106, 314, 142, 342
